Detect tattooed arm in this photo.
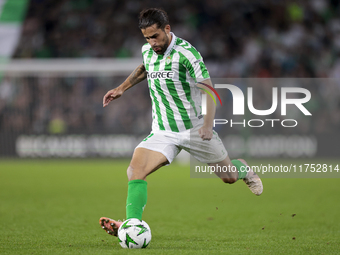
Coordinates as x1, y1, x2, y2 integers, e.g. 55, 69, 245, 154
103, 64, 147, 107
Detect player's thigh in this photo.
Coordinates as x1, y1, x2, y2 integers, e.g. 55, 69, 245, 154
128, 147, 169, 181
186, 129, 228, 164
186, 129, 238, 182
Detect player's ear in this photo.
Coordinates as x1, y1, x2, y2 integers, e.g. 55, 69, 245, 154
164, 24, 171, 34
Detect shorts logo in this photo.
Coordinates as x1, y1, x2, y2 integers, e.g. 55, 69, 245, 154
147, 71, 174, 79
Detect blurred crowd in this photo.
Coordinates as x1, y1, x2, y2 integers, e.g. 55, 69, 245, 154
14, 0, 340, 77
0, 75, 152, 135
0, 0, 339, 135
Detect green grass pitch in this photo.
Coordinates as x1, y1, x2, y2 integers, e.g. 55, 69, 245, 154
0, 159, 339, 254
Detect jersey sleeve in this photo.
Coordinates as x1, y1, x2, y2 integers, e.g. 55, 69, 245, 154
179, 47, 210, 83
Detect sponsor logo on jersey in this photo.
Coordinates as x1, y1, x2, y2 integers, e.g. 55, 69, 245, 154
147, 71, 175, 79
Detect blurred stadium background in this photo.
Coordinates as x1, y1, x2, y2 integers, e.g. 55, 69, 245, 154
0, 0, 339, 159
1, 2, 340, 254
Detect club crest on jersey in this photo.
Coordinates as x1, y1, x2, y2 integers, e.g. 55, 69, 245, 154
147, 71, 174, 79
165, 56, 172, 65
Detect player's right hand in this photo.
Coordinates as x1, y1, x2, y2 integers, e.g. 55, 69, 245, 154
103, 88, 123, 107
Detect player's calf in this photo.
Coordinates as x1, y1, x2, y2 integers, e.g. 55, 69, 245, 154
220, 177, 238, 184
209, 161, 239, 184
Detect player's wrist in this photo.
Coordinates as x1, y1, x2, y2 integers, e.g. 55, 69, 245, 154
117, 83, 128, 93
202, 123, 213, 130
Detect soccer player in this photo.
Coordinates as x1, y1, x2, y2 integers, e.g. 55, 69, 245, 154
100, 8, 263, 236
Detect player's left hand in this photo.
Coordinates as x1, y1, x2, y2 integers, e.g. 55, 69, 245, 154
198, 126, 213, 141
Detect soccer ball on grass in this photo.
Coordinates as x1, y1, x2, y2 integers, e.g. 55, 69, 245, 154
117, 218, 151, 248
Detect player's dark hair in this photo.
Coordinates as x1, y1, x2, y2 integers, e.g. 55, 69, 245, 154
139, 8, 169, 30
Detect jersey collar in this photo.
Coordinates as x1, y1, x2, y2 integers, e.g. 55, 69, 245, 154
163, 32, 176, 57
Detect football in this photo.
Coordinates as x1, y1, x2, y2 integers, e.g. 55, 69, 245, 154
117, 218, 152, 249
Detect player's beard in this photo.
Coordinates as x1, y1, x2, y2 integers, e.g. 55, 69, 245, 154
153, 33, 170, 55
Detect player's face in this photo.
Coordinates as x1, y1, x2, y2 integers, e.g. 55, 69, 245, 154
141, 24, 171, 55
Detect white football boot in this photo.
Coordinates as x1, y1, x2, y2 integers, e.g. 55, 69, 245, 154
238, 159, 263, 196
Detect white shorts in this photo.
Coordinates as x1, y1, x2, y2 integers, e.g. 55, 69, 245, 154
136, 124, 228, 164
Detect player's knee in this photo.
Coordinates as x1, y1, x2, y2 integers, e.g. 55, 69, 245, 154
221, 177, 238, 184
127, 165, 145, 181
127, 166, 135, 181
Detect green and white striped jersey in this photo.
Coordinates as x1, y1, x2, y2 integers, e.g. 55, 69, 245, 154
142, 32, 210, 132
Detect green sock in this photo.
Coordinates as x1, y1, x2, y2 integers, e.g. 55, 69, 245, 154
231, 159, 247, 180
126, 180, 147, 220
